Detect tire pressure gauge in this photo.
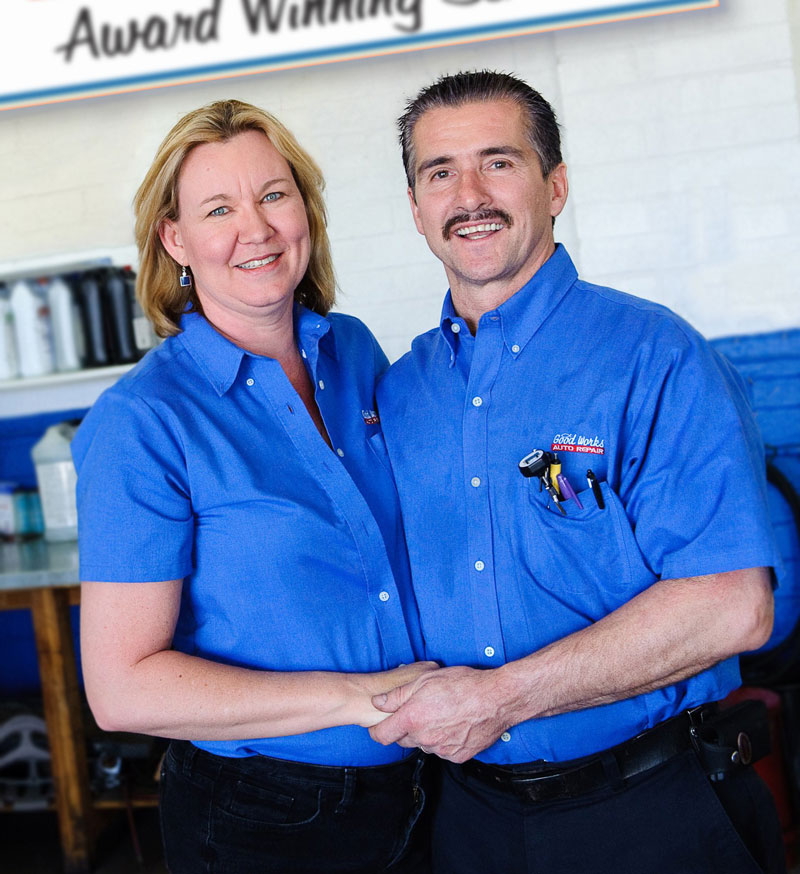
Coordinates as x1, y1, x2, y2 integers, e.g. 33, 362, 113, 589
518, 449, 556, 478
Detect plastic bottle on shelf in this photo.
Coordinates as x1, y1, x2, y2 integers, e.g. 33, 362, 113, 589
102, 268, 138, 363
0, 283, 19, 380
31, 421, 80, 542
0, 482, 16, 539
9, 278, 55, 378
124, 267, 159, 355
48, 275, 84, 372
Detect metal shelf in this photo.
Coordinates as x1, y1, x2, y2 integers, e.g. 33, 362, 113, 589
0, 365, 134, 418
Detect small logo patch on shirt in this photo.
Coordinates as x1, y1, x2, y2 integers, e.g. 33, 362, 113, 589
551, 433, 605, 455
362, 409, 380, 425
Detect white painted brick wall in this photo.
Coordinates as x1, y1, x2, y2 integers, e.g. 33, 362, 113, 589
1, 0, 798, 382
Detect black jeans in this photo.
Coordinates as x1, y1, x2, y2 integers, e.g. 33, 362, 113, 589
160, 741, 430, 873
431, 750, 786, 874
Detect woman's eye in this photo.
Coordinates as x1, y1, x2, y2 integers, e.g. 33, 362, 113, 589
263, 192, 283, 203
209, 206, 228, 217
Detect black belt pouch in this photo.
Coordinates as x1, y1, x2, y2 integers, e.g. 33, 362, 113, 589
692, 700, 771, 780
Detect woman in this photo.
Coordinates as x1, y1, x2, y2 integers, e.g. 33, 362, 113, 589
73, 99, 437, 873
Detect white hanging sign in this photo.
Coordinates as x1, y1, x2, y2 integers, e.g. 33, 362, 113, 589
1, 0, 717, 111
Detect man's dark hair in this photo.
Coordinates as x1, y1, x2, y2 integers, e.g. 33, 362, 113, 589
398, 70, 562, 195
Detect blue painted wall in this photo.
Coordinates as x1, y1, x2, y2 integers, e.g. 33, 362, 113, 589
712, 329, 800, 652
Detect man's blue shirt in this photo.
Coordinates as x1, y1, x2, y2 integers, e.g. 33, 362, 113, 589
377, 245, 778, 765
73, 306, 423, 766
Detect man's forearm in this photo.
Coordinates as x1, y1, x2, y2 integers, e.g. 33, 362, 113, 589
493, 567, 773, 727
370, 567, 773, 761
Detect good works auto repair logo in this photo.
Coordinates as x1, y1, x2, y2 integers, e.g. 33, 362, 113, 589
552, 433, 605, 455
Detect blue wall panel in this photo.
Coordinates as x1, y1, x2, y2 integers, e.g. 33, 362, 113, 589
712, 329, 800, 652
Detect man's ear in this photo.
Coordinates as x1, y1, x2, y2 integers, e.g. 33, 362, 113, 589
158, 219, 186, 265
549, 163, 569, 219
407, 186, 425, 236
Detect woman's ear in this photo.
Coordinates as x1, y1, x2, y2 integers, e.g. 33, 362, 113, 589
158, 219, 185, 265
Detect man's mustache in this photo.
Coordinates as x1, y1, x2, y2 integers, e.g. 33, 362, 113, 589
442, 209, 513, 241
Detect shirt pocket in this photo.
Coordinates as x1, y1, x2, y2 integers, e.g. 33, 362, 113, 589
522, 478, 656, 607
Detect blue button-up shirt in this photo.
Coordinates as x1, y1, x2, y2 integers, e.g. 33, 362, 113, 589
377, 245, 778, 765
73, 307, 423, 765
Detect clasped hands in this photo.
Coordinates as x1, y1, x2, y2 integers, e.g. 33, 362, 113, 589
362, 662, 511, 764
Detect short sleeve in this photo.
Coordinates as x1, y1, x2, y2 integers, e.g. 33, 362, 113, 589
619, 328, 779, 581
72, 388, 194, 582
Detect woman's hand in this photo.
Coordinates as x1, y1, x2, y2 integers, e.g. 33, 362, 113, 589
347, 661, 441, 728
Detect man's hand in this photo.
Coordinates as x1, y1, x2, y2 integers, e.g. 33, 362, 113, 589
348, 661, 441, 728
368, 666, 508, 762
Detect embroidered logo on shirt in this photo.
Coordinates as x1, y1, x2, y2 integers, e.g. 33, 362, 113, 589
551, 433, 605, 455
362, 409, 380, 425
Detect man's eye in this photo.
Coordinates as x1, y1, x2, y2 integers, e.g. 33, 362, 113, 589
209, 206, 228, 217
491, 160, 509, 169
432, 170, 450, 180
263, 192, 283, 202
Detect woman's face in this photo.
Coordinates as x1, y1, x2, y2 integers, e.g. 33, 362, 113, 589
160, 130, 311, 324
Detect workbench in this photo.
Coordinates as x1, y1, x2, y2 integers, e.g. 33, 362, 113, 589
1, 540, 93, 874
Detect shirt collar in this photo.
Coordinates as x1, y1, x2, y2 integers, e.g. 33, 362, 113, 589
438, 244, 578, 363
177, 310, 247, 396
295, 302, 337, 363
176, 305, 336, 397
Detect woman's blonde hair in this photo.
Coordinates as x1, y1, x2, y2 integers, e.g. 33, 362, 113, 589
134, 99, 335, 337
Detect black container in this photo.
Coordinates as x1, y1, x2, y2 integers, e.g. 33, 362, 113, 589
101, 268, 139, 364
72, 270, 110, 367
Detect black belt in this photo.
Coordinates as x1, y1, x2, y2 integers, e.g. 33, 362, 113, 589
460, 705, 717, 803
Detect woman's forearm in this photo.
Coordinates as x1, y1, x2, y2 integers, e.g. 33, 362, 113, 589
80, 579, 437, 740
87, 649, 436, 739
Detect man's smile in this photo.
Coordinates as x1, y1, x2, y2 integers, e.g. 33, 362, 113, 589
454, 222, 505, 239
442, 208, 513, 241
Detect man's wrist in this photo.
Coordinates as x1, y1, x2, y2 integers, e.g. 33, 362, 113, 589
492, 656, 549, 728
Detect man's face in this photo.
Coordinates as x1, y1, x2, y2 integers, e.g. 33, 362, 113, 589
408, 99, 567, 302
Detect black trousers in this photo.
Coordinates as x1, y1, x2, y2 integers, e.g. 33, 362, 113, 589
159, 740, 430, 873
431, 750, 786, 874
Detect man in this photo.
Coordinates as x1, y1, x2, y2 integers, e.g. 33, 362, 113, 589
370, 71, 784, 874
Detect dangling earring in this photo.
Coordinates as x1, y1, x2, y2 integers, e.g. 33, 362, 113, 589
179, 265, 192, 288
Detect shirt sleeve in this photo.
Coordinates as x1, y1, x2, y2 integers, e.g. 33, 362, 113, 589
72, 387, 194, 582
618, 325, 779, 581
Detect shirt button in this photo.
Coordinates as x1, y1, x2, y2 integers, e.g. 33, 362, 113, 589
484, 646, 495, 658
511, 344, 520, 354
379, 591, 390, 602
336, 448, 344, 457
472, 396, 483, 407
318, 380, 325, 390
246, 378, 254, 387
301, 349, 307, 359
474, 560, 485, 572
470, 477, 481, 488
500, 732, 511, 742
451, 323, 461, 334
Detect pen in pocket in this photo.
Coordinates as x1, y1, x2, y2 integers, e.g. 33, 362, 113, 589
586, 470, 605, 509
